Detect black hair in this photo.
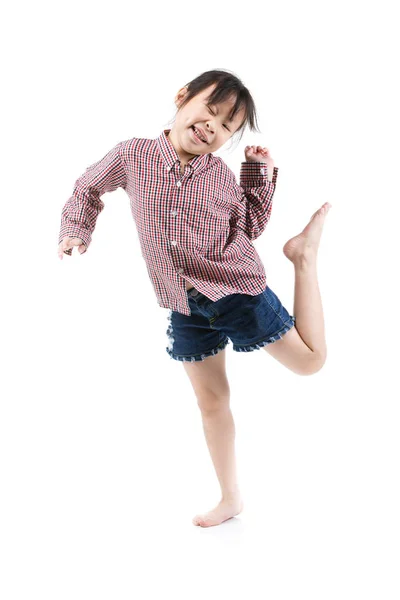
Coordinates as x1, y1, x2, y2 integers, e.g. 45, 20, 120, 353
167, 68, 261, 151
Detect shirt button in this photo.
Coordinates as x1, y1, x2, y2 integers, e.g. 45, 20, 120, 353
171, 240, 177, 246
167, 166, 171, 171
178, 268, 184, 273
176, 181, 181, 187
261, 167, 267, 175
171, 210, 178, 216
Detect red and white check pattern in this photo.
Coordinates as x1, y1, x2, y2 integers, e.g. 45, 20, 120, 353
59, 129, 279, 315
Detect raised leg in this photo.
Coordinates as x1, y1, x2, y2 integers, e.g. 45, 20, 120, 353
292, 255, 327, 357
263, 202, 331, 375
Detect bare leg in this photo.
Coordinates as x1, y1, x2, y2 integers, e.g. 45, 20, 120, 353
182, 352, 244, 528
192, 404, 243, 527
202, 407, 240, 499
283, 202, 331, 357
292, 255, 327, 357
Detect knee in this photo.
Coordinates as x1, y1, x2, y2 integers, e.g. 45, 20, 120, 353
301, 351, 327, 376
197, 389, 230, 413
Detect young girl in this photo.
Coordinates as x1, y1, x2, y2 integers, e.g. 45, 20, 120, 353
58, 69, 331, 528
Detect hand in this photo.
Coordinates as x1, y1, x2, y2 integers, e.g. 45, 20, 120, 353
58, 237, 86, 260
244, 145, 275, 169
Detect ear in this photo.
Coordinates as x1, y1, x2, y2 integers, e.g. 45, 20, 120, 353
175, 86, 189, 107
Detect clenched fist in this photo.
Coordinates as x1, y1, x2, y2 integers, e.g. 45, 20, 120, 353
58, 237, 86, 260
244, 146, 275, 181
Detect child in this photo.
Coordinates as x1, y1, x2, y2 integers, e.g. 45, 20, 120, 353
58, 69, 331, 528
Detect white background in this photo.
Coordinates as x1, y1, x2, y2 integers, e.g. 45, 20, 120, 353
1, 0, 399, 598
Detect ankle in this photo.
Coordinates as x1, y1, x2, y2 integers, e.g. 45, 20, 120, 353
221, 487, 241, 503
294, 250, 317, 270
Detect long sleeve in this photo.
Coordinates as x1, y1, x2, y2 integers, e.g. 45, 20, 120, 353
229, 162, 279, 241
58, 141, 127, 255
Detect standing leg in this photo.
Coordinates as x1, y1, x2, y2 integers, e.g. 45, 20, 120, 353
182, 350, 244, 527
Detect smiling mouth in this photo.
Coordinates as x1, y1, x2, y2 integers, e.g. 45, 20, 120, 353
191, 125, 208, 144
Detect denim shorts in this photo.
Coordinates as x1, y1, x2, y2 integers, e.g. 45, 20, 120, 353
165, 283, 296, 362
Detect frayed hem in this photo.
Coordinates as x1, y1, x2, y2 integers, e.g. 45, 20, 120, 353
233, 317, 296, 353
166, 337, 230, 362
165, 310, 175, 353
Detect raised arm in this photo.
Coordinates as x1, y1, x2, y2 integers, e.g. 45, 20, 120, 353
228, 161, 279, 241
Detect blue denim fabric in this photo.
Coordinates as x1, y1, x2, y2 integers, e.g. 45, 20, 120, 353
165, 283, 296, 362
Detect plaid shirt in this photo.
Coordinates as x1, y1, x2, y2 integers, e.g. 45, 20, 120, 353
59, 129, 279, 316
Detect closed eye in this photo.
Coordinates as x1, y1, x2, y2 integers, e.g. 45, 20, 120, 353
207, 106, 230, 132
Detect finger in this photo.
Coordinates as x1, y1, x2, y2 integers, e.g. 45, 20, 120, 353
61, 239, 74, 256
59, 246, 70, 259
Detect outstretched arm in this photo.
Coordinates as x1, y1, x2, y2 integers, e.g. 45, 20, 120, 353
58, 141, 127, 255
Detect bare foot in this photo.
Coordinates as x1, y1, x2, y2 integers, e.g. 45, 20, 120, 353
283, 202, 332, 264
192, 497, 244, 528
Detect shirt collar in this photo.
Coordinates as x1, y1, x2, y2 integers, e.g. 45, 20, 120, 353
156, 129, 212, 175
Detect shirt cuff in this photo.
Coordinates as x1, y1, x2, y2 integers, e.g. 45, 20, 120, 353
240, 162, 279, 187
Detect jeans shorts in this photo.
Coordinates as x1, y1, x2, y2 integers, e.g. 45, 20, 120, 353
165, 283, 296, 363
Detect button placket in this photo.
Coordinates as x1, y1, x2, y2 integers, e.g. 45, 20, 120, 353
169, 163, 184, 256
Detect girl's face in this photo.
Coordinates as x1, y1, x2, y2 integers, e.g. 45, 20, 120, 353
167, 83, 246, 164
